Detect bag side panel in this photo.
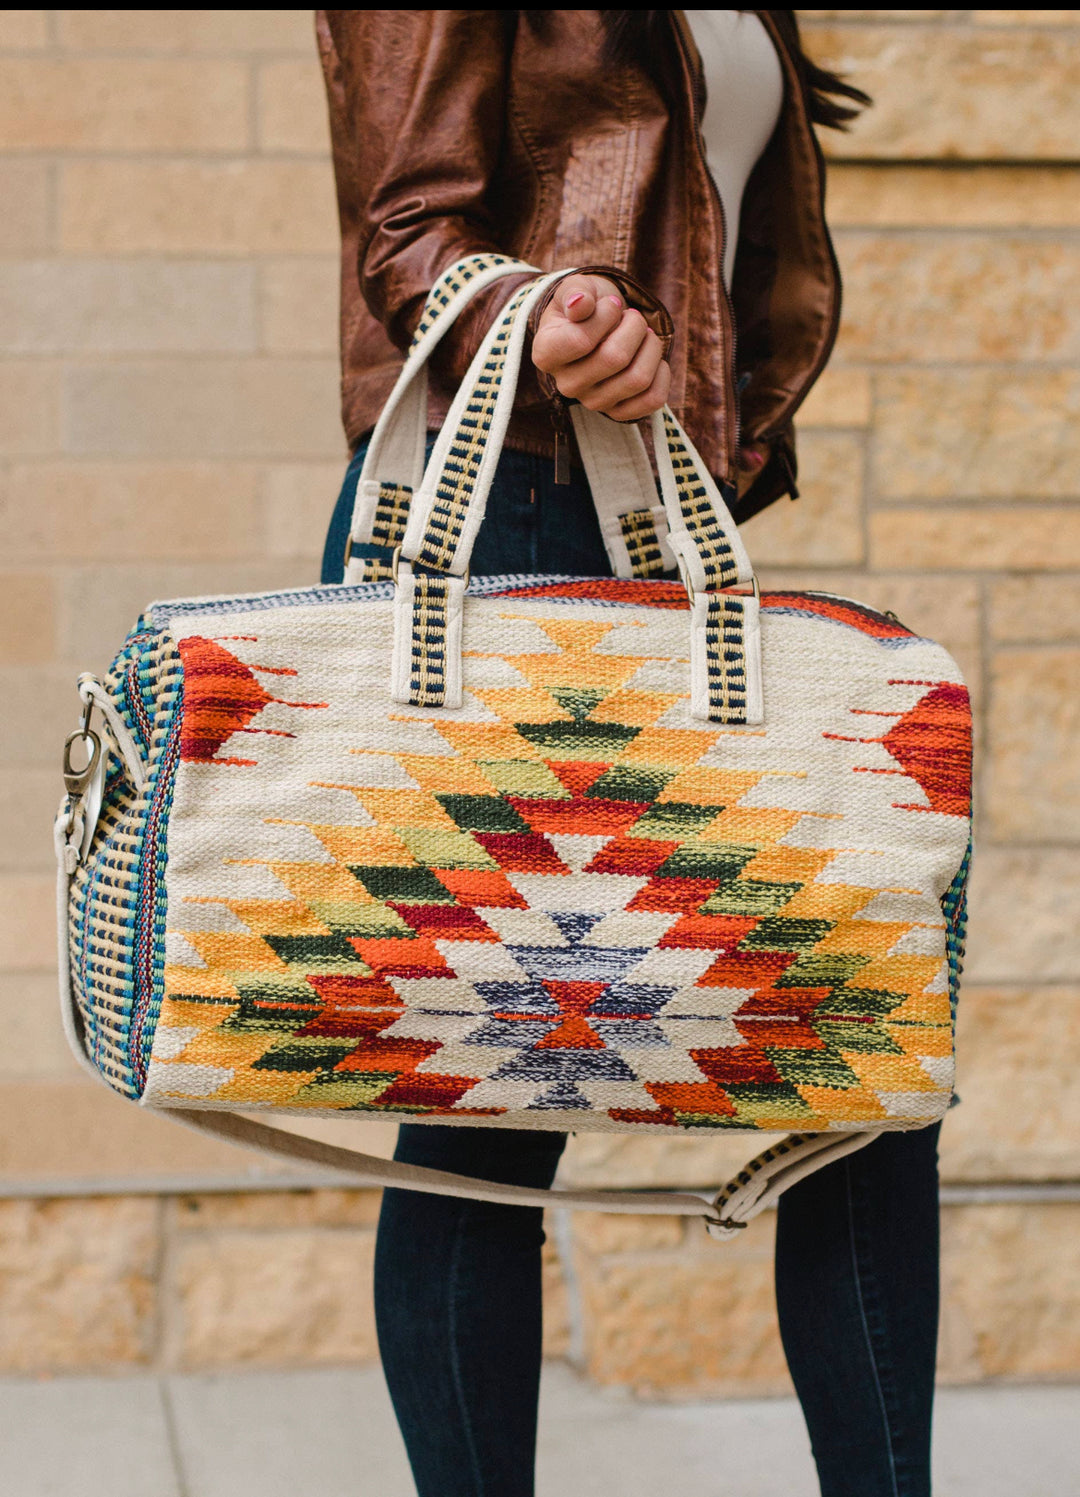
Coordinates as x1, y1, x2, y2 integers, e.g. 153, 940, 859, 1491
66, 625, 183, 1097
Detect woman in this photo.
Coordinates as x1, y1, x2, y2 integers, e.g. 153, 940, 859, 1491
318, 13, 938, 1497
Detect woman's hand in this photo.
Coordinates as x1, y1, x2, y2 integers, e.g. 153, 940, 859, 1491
532, 273, 671, 421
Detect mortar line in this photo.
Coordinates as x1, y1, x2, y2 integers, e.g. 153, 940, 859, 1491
158, 1374, 193, 1497
549, 1207, 587, 1369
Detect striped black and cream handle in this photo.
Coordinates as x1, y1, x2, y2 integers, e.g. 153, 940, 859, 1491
350, 253, 682, 586
390, 271, 764, 725
164, 1107, 882, 1241
344, 254, 538, 583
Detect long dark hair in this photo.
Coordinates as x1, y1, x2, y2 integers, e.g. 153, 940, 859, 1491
523, 10, 871, 129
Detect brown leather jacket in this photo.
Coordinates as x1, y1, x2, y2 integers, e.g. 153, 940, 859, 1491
317, 9, 840, 520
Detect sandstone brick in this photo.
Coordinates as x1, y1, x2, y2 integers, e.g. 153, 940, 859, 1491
943, 987, 1080, 1183
60, 160, 337, 256
0, 361, 60, 455
0, 572, 55, 664
0, 874, 54, 972
58, 10, 316, 53
740, 431, 864, 565
0, 261, 256, 355
0, 666, 92, 769
989, 576, 1080, 642
572, 1212, 684, 1255
2, 462, 262, 562
795, 365, 871, 427
262, 461, 344, 559
986, 647, 1080, 840
801, 10, 945, 18
576, 1212, 790, 1396
0, 59, 249, 152
261, 259, 339, 355
0, 160, 50, 252
0, 769, 59, 871
974, 11, 1080, 24
872, 370, 1080, 501
828, 164, 1080, 229
965, 848, 1080, 984
837, 233, 1080, 363
542, 1232, 571, 1359
168, 1226, 377, 1368
65, 359, 344, 460
171, 1188, 381, 1231
58, 559, 321, 674
869, 508, 1080, 572
0, 971, 78, 1079
804, 24, 1080, 160
939, 1203, 1080, 1381
0, 1195, 158, 1372
0, 1078, 301, 1183
257, 58, 332, 154
0, 11, 47, 49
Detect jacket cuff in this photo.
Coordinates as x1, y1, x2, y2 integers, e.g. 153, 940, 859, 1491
528, 266, 675, 404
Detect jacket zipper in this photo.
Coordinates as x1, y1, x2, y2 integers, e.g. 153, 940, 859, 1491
551, 393, 571, 485
672, 11, 740, 486
752, 10, 843, 449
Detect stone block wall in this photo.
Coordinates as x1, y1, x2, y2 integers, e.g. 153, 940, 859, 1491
0, 10, 1077, 1390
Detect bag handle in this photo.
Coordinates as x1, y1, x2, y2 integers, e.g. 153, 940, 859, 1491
391, 275, 763, 723
344, 254, 537, 583
348, 253, 680, 584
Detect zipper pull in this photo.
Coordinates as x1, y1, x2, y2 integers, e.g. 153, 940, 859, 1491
551, 398, 570, 486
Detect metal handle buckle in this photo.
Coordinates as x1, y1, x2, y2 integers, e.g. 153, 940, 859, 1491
684, 573, 760, 608
63, 701, 101, 797
392, 545, 470, 588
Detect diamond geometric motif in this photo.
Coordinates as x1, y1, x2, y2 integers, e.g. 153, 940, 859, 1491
156, 598, 961, 1130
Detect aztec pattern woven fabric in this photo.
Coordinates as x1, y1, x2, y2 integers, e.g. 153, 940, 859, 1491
64, 576, 972, 1133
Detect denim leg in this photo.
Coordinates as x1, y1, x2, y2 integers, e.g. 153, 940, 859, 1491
321, 439, 610, 584
775, 1124, 941, 1497
321, 444, 366, 585
374, 1124, 568, 1497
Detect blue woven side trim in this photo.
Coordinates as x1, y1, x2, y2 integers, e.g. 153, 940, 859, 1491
69, 624, 184, 1099
941, 832, 973, 1023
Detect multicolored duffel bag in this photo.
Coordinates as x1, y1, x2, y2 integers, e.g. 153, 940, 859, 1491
55, 256, 973, 1237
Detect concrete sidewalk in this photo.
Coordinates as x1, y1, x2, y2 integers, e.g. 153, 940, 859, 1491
0, 1361, 1076, 1496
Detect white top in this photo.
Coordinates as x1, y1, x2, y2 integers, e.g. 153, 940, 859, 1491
684, 10, 785, 288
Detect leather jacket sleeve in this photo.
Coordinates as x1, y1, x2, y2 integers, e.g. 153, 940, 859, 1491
321, 11, 675, 412
322, 10, 537, 384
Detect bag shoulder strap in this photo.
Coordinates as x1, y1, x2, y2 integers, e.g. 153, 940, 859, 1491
165, 1105, 880, 1241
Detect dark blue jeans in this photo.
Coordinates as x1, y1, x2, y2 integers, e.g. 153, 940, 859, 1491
323, 440, 942, 1497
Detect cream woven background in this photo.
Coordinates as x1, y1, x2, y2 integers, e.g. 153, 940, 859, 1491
0, 10, 1076, 1386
